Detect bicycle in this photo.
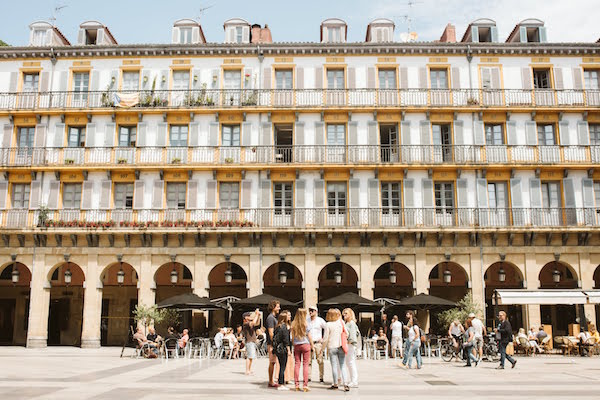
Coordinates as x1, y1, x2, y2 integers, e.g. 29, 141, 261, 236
481, 333, 500, 362
440, 337, 465, 362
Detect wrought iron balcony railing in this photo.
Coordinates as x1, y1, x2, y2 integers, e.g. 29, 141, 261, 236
1, 88, 599, 110
1, 144, 597, 168
2, 207, 599, 230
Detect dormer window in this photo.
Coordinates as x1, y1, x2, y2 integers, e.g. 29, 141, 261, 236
525, 27, 540, 43
180, 27, 192, 44
32, 29, 46, 46
477, 27, 492, 42
328, 27, 342, 43
85, 29, 98, 45
235, 26, 243, 43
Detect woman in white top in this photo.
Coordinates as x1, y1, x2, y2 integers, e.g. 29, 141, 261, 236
342, 308, 359, 388
322, 308, 350, 392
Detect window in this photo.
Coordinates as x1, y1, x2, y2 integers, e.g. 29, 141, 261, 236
327, 124, 345, 146
275, 70, 293, 90
62, 183, 82, 209
594, 182, 600, 207
434, 182, 454, 213
224, 70, 241, 90
219, 182, 239, 209
11, 183, 30, 209
584, 70, 600, 90
590, 124, 600, 145
327, 27, 342, 43
378, 69, 396, 89
179, 27, 192, 44
68, 127, 86, 148
32, 30, 46, 46
537, 124, 556, 146
122, 72, 139, 91
17, 127, 35, 149
327, 69, 345, 89
274, 182, 293, 215
73, 72, 89, 100
485, 124, 504, 145
118, 126, 136, 147
22, 73, 39, 92
166, 182, 186, 209
114, 183, 134, 209
172, 71, 190, 91
222, 125, 240, 147
541, 182, 560, 208
487, 182, 507, 209
533, 69, 551, 89
85, 29, 98, 45
432, 124, 452, 162
430, 69, 448, 89
327, 182, 346, 214
381, 182, 401, 214
169, 125, 188, 147
236, 26, 243, 43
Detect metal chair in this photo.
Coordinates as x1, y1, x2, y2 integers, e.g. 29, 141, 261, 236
375, 339, 389, 360
164, 338, 179, 359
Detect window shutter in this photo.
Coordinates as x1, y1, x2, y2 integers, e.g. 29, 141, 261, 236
259, 179, 271, 208
399, 67, 408, 89
85, 123, 96, 147
137, 122, 147, 147
476, 179, 488, 208
209, 122, 219, 146
577, 121, 590, 145
0, 182, 7, 209
525, 121, 538, 145
404, 179, 414, 207
47, 180, 60, 209
401, 121, 411, 145
539, 27, 547, 43
242, 26, 250, 43
572, 68, 584, 90
241, 180, 252, 209
152, 180, 164, 209
171, 27, 179, 44
529, 179, 542, 208
259, 122, 270, 146
422, 179, 434, 207
471, 26, 479, 43
133, 181, 145, 210
81, 181, 94, 210
40, 72, 50, 92
2, 124, 13, 148
348, 121, 358, 146
53, 123, 65, 147
77, 29, 85, 44
295, 122, 304, 146
420, 121, 431, 145
563, 178, 576, 208
313, 180, 325, 208
481, 68, 491, 88
192, 27, 200, 43
582, 178, 594, 208
186, 180, 198, 209
510, 178, 522, 207
367, 67, 376, 89
349, 179, 360, 208
242, 122, 253, 147
347, 67, 356, 89
521, 68, 532, 90
315, 67, 323, 89
295, 180, 305, 208
156, 123, 167, 147
491, 68, 501, 89
554, 68, 564, 90
519, 26, 528, 43
451, 67, 460, 89
314, 122, 325, 146
8, 72, 18, 93
189, 122, 200, 147
367, 120, 378, 145
104, 123, 115, 147
506, 121, 518, 145
454, 120, 466, 145
368, 179, 379, 208
34, 124, 47, 148
559, 121, 570, 145
29, 181, 41, 209
296, 67, 304, 89
473, 120, 485, 145
58, 71, 68, 92
90, 70, 100, 92
418, 67, 428, 89
262, 67, 271, 90
457, 178, 469, 208
99, 180, 111, 210
205, 180, 217, 209
490, 26, 498, 42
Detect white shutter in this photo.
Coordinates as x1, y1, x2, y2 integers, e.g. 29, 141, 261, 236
241, 180, 252, 209
137, 122, 147, 147
529, 179, 542, 208
47, 181, 60, 209
349, 179, 360, 208
0, 182, 8, 210
187, 180, 198, 209
152, 180, 164, 209
99, 181, 111, 210
29, 181, 41, 209
559, 121, 570, 145
457, 178, 469, 208
473, 120, 485, 145
81, 181, 94, 210
133, 181, 145, 210
525, 121, 538, 145
506, 121, 518, 145
577, 121, 589, 145
205, 180, 217, 209
104, 123, 115, 147
454, 120, 465, 145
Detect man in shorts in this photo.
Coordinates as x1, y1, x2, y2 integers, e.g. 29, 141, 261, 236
390, 315, 403, 358
243, 309, 260, 375
266, 300, 280, 387
469, 312, 486, 360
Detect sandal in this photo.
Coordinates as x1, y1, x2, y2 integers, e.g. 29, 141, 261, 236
328, 385, 338, 390
303, 387, 310, 392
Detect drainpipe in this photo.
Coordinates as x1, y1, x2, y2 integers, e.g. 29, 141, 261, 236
257, 45, 264, 294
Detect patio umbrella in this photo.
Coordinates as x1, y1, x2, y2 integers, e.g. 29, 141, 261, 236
392, 293, 457, 311
156, 293, 226, 311
318, 292, 382, 313
232, 293, 296, 309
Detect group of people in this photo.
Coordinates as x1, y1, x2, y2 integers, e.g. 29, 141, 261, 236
132, 326, 189, 358
516, 325, 549, 354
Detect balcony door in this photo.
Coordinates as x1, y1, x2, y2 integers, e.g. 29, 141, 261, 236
20, 73, 39, 108
223, 70, 242, 106
381, 182, 401, 226
434, 182, 454, 226
65, 126, 85, 164
274, 69, 293, 106
432, 124, 452, 162
537, 124, 559, 163
539, 181, 561, 226
72, 72, 89, 107
487, 182, 508, 226
273, 182, 293, 226
171, 71, 190, 106
378, 69, 397, 106
221, 125, 241, 163
326, 124, 346, 163
430, 69, 451, 105
16, 127, 34, 164
380, 124, 399, 162
326, 69, 345, 105
327, 182, 346, 226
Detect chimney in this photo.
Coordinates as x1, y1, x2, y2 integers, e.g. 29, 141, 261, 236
440, 23, 456, 43
251, 24, 273, 44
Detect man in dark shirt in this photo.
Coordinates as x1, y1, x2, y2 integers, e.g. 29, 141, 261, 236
266, 300, 280, 388
496, 311, 517, 369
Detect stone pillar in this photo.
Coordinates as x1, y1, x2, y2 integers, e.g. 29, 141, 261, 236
26, 253, 50, 348
304, 253, 318, 309
248, 254, 261, 297
525, 253, 541, 328
81, 255, 102, 348
359, 253, 373, 300
138, 254, 155, 308
469, 252, 486, 319
193, 254, 209, 297
414, 252, 428, 295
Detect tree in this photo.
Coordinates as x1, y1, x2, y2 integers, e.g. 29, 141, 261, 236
0, 40, 9, 47
132, 303, 163, 335
437, 293, 482, 329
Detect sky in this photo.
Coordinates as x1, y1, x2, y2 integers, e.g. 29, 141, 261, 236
1, 0, 599, 46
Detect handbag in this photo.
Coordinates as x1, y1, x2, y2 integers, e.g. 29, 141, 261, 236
340, 320, 349, 354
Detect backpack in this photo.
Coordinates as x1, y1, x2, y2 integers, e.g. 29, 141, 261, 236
273, 326, 286, 355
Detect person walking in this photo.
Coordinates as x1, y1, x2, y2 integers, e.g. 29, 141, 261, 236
400, 321, 422, 369
242, 309, 260, 375
469, 312, 486, 361
462, 319, 479, 367
342, 308, 359, 388
307, 305, 327, 383
323, 308, 350, 392
390, 315, 403, 358
266, 300, 281, 388
283, 311, 294, 384
291, 308, 313, 392
496, 311, 517, 369
273, 312, 292, 391
401, 311, 415, 366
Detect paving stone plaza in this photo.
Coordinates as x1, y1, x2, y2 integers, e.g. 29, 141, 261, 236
0, 347, 598, 399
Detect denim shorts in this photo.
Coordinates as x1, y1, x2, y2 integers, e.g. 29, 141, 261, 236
246, 342, 257, 359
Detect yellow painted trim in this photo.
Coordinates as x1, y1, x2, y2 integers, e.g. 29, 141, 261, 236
271, 113, 295, 124
164, 171, 189, 182
111, 171, 136, 182
539, 170, 562, 180
114, 114, 138, 125
323, 112, 349, 123
379, 170, 404, 181
64, 115, 88, 125
8, 172, 31, 183
217, 171, 242, 181
61, 172, 85, 183
12, 116, 37, 126
166, 113, 191, 124
270, 171, 296, 181
377, 111, 402, 122
432, 170, 457, 180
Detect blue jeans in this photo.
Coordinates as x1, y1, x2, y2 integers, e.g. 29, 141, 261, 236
402, 338, 410, 365
405, 340, 422, 368
463, 343, 478, 366
329, 347, 349, 385
499, 341, 515, 367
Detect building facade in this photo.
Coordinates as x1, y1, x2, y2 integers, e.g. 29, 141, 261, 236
0, 17, 600, 347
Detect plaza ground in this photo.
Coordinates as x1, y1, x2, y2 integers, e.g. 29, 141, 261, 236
0, 348, 599, 399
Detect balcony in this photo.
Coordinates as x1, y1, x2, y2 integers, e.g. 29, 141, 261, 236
1, 144, 597, 168
2, 207, 599, 231
1, 88, 599, 111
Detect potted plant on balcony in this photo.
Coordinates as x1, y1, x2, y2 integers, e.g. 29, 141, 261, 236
101, 85, 115, 107
37, 206, 50, 228
467, 97, 479, 106
64, 158, 75, 164
224, 157, 234, 164
171, 157, 181, 164
241, 90, 258, 106
117, 158, 128, 164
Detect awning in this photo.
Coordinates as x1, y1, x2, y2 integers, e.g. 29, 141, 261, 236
495, 289, 588, 305
584, 290, 600, 304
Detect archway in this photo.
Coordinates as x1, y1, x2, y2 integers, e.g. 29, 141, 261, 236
263, 262, 303, 304
47, 261, 85, 346
484, 262, 524, 330
209, 262, 248, 332
428, 261, 469, 334
0, 262, 31, 345
373, 262, 413, 301
318, 262, 359, 303
155, 262, 193, 333
539, 261, 579, 336
100, 262, 138, 346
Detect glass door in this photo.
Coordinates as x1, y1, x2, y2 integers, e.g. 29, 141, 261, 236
327, 182, 347, 226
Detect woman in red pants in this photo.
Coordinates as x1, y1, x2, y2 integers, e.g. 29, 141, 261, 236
291, 308, 314, 392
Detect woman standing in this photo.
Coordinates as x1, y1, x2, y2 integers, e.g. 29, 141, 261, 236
273, 312, 292, 391
283, 311, 295, 384
323, 308, 350, 392
291, 308, 313, 392
463, 319, 479, 367
343, 308, 359, 388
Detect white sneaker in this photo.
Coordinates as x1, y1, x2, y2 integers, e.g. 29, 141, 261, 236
348, 383, 359, 388
277, 385, 290, 391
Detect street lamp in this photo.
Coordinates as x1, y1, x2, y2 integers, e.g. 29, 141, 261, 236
443, 268, 452, 284
388, 266, 397, 284
552, 268, 561, 284
170, 267, 178, 285
116, 254, 125, 286
279, 269, 288, 285
498, 267, 506, 283
333, 269, 342, 285
10, 255, 18, 285
64, 267, 72, 286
